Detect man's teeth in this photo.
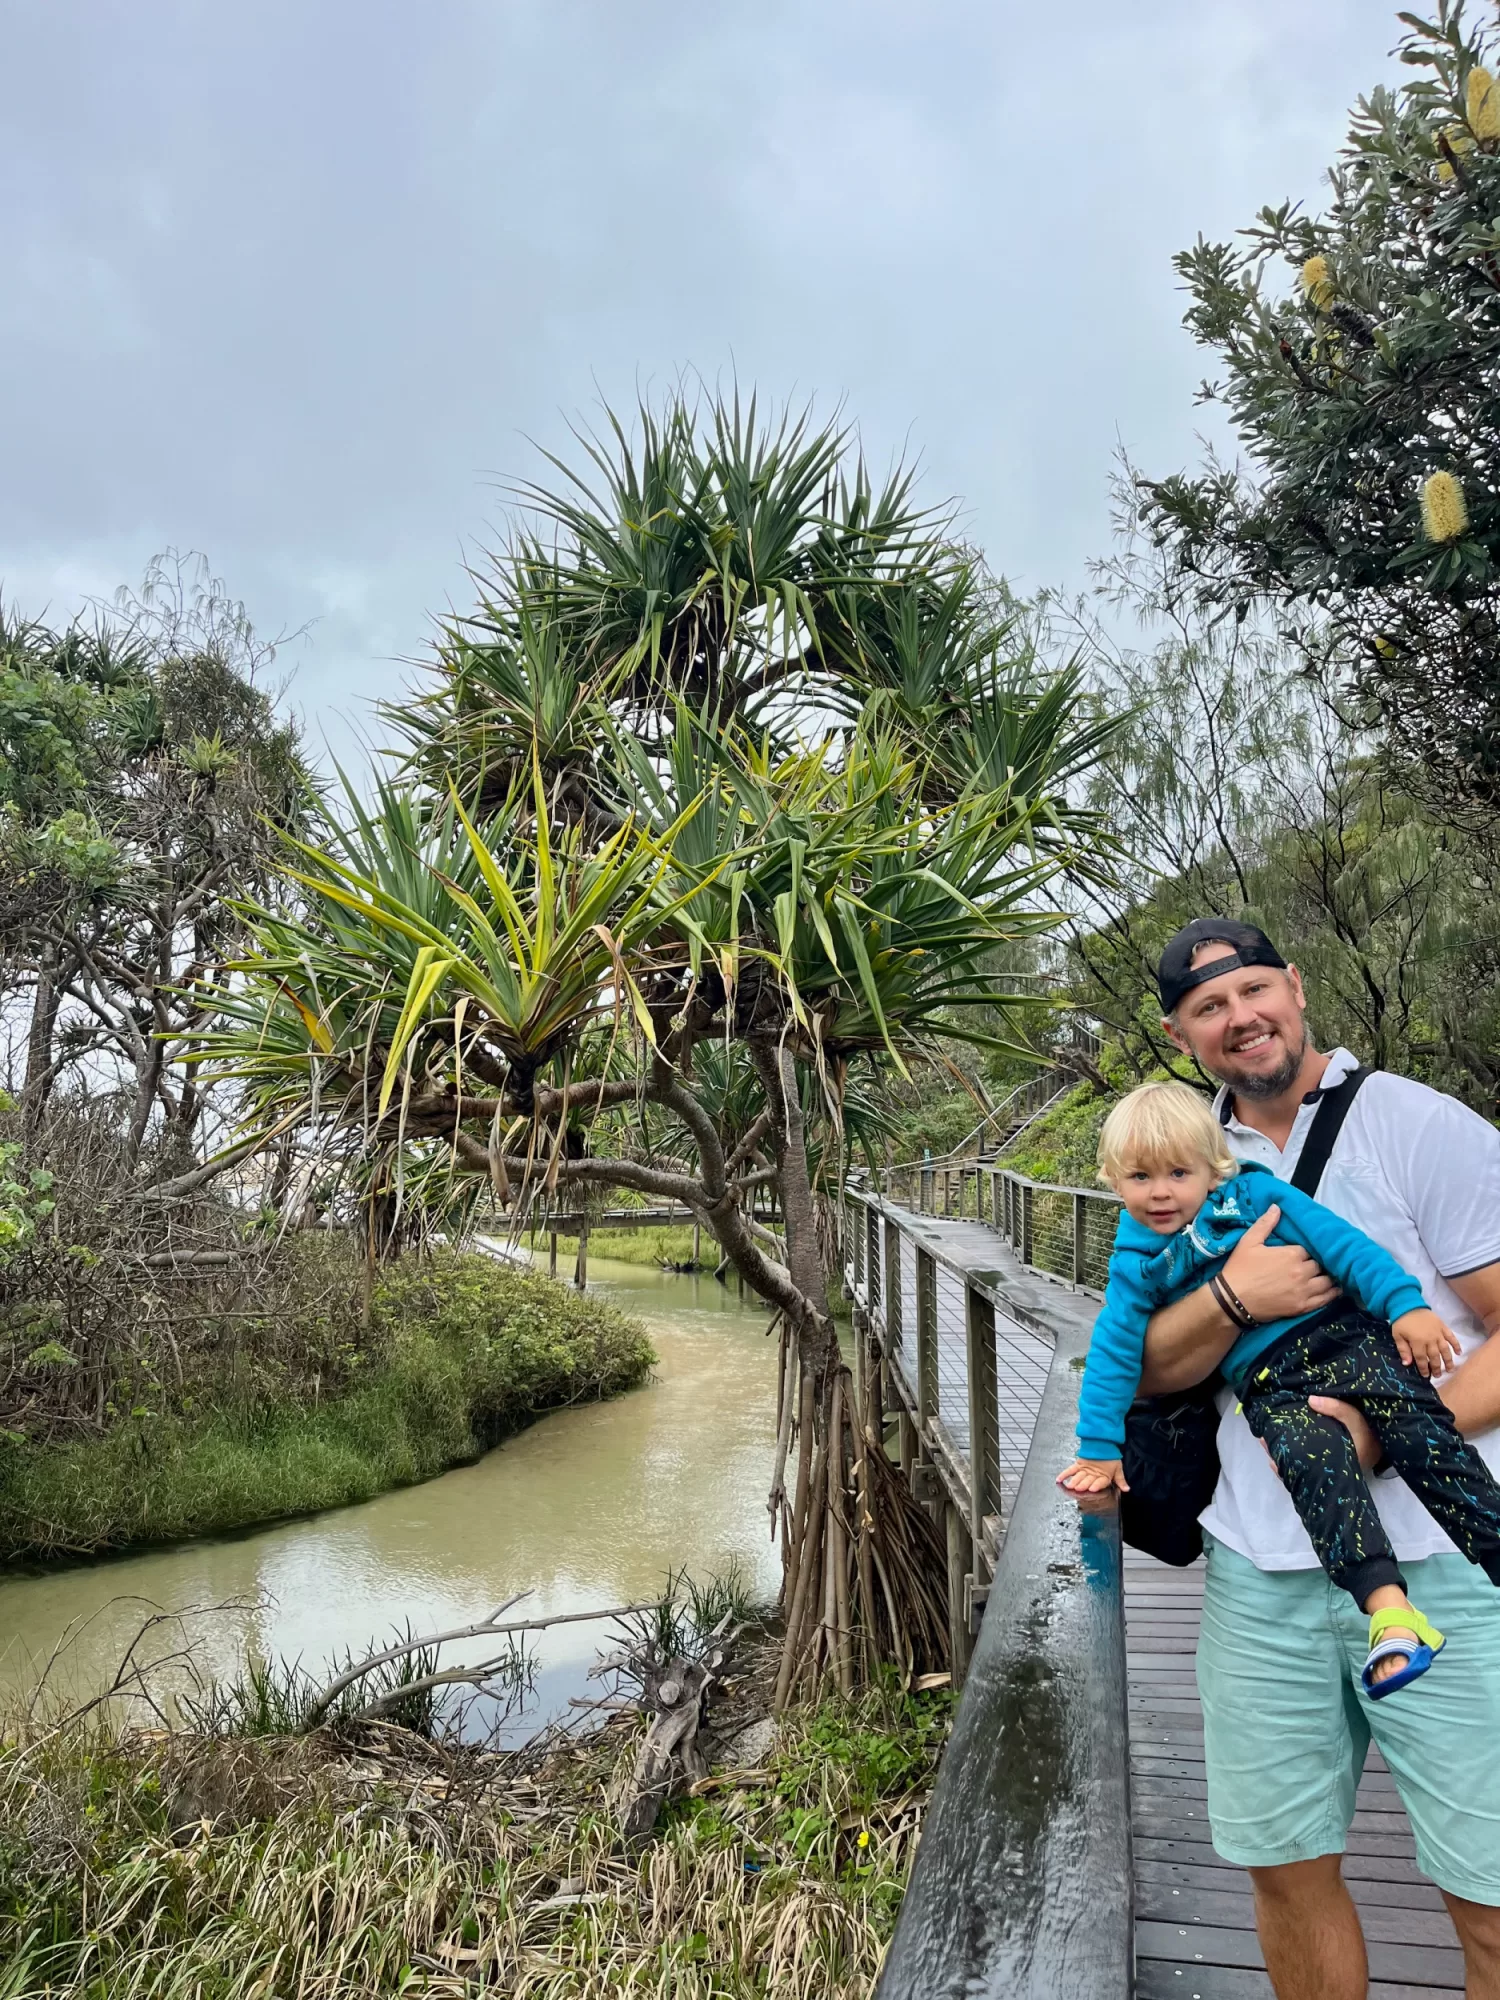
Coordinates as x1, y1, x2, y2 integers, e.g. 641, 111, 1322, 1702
1233, 1032, 1273, 1052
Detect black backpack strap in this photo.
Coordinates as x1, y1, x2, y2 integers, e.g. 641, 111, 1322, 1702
1288, 1066, 1372, 1197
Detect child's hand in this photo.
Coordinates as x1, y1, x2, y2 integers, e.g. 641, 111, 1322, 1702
1392, 1308, 1463, 1379
1058, 1456, 1130, 1494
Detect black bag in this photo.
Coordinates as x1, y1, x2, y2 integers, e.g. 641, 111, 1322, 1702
1121, 1382, 1223, 1566
1117, 1065, 1372, 1566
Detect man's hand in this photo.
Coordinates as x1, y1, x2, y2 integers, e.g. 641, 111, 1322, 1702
1392, 1307, 1463, 1379
1309, 1396, 1380, 1470
1058, 1456, 1129, 1495
1221, 1205, 1339, 1321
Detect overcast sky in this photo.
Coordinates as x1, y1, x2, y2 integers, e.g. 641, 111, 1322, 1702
1, 1, 1400, 764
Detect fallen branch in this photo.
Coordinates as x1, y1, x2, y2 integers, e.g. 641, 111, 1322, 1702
302, 1595, 663, 1730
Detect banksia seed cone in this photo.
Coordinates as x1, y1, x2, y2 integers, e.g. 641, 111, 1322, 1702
1329, 302, 1376, 350
1437, 123, 1474, 178
1421, 471, 1470, 544
1468, 66, 1500, 141
1302, 256, 1334, 311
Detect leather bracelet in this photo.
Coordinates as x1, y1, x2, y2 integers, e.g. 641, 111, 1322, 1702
1209, 1270, 1259, 1330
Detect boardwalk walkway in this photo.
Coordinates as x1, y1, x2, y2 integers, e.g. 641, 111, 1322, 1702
851, 1185, 1470, 1997
1126, 1556, 1464, 1997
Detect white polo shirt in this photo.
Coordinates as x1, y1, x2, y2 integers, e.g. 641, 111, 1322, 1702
1200, 1046, 1500, 1569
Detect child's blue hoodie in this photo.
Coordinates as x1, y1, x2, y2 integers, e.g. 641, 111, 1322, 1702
1075, 1162, 1427, 1461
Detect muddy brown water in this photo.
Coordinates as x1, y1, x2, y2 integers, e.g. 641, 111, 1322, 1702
0, 1259, 781, 1738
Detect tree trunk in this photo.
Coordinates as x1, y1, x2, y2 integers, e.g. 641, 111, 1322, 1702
22, 950, 61, 1146
749, 1036, 948, 1705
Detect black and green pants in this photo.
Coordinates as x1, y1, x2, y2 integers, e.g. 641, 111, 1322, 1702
1237, 1307, 1500, 1609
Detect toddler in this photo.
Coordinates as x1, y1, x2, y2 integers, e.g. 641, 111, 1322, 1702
1059, 1080, 1500, 1696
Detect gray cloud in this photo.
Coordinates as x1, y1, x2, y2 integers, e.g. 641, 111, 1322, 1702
0, 0, 1400, 762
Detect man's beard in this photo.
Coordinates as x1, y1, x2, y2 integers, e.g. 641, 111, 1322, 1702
1221, 1023, 1308, 1100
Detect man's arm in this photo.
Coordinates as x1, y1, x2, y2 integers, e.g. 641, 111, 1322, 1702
1434, 1262, 1500, 1434
1311, 1262, 1500, 1464
1137, 1204, 1339, 1394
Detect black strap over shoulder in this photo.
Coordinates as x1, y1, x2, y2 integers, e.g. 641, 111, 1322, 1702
1288, 1066, 1371, 1198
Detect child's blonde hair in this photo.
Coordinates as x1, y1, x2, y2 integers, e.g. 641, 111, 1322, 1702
1096, 1080, 1237, 1186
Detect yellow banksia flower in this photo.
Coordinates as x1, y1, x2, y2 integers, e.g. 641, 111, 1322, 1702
1437, 123, 1474, 179
1301, 256, 1334, 312
1468, 67, 1500, 141
1421, 471, 1470, 543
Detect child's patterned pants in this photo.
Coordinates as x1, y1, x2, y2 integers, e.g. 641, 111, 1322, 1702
1238, 1307, 1500, 1609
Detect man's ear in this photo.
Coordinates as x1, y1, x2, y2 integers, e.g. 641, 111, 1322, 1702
1162, 1013, 1190, 1055
1285, 964, 1308, 1011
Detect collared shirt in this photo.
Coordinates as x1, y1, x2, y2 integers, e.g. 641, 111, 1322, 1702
1199, 1046, 1500, 1569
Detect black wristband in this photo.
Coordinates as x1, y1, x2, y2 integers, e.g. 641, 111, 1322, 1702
1210, 1270, 1259, 1331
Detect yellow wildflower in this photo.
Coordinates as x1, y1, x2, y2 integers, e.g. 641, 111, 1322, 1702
857, 1829, 871, 1849
1469, 66, 1500, 141
1420, 471, 1470, 544
1301, 256, 1334, 312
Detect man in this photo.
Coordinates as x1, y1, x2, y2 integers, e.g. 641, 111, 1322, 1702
1139, 917, 1500, 2000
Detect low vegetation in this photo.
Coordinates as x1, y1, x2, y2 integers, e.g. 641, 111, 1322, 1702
0, 1248, 653, 1562
0, 1606, 952, 1999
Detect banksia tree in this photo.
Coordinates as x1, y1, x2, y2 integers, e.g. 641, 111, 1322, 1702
1141, 0, 1500, 817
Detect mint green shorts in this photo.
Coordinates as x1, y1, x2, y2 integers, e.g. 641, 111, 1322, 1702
1197, 1535, 1500, 1902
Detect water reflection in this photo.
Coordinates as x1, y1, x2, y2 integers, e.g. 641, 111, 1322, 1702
0, 1261, 781, 1737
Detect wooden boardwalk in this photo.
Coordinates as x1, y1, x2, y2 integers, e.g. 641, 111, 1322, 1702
1126, 1553, 1465, 1997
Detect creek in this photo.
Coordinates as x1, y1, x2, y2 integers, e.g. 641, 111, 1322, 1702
0, 1259, 781, 1738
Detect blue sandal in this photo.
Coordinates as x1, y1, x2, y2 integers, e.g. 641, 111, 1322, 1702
1361, 1605, 1445, 1699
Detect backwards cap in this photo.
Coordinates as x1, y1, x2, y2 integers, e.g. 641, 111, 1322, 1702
1157, 917, 1287, 1014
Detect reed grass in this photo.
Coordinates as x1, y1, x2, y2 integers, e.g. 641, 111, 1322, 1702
0, 1673, 949, 1997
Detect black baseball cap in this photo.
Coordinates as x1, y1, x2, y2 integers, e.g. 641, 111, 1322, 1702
1157, 918, 1288, 1014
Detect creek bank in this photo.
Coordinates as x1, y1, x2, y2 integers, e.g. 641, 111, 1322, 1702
0, 1626, 952, 2000
0, 1249, 654, 1564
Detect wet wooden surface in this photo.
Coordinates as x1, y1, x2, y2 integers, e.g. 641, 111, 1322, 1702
1125, 1553, 1465, 1997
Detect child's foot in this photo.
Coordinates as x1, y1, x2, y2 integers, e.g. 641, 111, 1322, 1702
1361, 1601, 1446, 1698
1368, 1626, 1417, 1685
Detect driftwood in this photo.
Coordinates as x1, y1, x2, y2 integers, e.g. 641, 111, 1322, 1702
610, 1616, 737, 1841
302, 1594, 662, 1730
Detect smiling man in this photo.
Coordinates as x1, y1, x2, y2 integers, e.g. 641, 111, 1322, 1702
1138, 917, 1500, 2000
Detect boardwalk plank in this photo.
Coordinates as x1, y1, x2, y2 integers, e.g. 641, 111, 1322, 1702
1136, 1857, 1447, 1911
1135, 1880, 1459, 1946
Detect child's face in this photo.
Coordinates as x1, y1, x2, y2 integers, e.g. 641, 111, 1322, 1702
1111, 1154, 1218, 1234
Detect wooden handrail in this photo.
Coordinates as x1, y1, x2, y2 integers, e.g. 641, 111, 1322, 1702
874, 1290, 1131, 1999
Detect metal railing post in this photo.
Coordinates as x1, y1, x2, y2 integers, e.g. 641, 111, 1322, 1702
884, 1218, 902, 1348
965, 1281, 1001, 1554
915, 1248, 937, 1428
1073, 1191, 1087, 1286
1021, 1183, 1034, 1268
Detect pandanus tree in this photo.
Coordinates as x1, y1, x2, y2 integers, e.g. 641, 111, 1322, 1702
209, 390, 1119, 1696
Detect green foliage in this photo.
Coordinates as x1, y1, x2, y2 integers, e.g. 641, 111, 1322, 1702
0, 1674, 944, 1998
1141, 0, 1500, 812
207, 389, 1121, 1319
0, 1102, 53, 1267
1000, 1082, 1117, 1187
0, 1249, 653, 1560
1066, 526, 1500, 1112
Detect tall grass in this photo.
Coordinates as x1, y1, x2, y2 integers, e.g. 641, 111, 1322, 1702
0, 1674, 950, 1998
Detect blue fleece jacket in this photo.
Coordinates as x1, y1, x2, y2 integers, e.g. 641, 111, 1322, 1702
1075, 1162, 1428, 1461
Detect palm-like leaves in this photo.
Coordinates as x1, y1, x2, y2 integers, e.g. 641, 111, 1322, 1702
208, 768, 710, 1136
